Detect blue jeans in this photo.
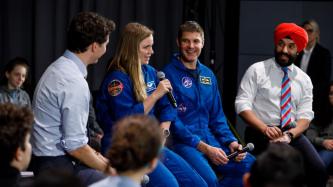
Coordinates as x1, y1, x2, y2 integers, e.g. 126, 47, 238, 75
319, 150, 333, 168
172, 144, 255, 187
147, 147, 207, 187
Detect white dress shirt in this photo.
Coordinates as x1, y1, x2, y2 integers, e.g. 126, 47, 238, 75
235, 57, 314, 126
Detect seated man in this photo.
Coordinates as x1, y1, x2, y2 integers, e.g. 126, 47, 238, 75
235, 22, 327, 187
243, 143, 305, 187
0, 103, 34, 187
164, 21, 255, 187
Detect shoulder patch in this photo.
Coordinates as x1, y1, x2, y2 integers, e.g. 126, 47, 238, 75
108, 79, 124, 96
199, 76, 212, 85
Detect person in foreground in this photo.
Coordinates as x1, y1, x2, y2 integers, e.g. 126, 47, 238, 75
30, 11, 115, 185
235, 22, 327, 187
163, 21, 255, 187
95, 22, 206, 187
0, 103, 34, 187
90, 115, 162, 187
243, 143, 306, 187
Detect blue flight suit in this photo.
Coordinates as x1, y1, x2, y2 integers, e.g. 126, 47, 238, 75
163, 53, 255, 187
95, 64, 207, 187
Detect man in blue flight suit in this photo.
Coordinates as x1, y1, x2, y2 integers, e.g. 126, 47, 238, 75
163, 21, 255, 187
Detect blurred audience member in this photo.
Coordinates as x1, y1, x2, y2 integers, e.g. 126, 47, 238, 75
0, 103, 34, 187
90, 115, 163, 187
243, 143, 306, 187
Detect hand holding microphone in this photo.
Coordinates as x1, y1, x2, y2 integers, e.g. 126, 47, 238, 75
227, 143, 255, 160
157, 71, 177, 108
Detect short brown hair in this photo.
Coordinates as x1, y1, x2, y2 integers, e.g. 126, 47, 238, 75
106, 115, 163, 172
0, 103, 33, 166
67, 11, 116, 53
177, 21, 204, 42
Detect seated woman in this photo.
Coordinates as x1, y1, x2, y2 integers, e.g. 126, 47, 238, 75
90, 115, 163, 187
0, 57, 31, 107
95, 22, 206, 186
306, 81, 333, 172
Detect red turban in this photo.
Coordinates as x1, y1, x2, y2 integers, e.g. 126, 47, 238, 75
274, 23, 308, 52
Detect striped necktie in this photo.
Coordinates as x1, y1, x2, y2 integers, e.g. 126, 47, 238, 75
280, 67, 291, 130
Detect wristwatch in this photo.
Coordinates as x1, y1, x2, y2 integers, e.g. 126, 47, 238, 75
285, 131, 294, 141
162, 128, 170, 138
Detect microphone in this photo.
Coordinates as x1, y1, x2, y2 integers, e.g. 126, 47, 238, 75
141, 174, 150, 185
157, 71, 177, 108
227, 143, 254, 159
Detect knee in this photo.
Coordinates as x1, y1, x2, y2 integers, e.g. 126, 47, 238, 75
200, 171, 219, 187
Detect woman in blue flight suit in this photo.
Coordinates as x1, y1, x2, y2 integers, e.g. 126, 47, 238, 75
95, 22, 207, 187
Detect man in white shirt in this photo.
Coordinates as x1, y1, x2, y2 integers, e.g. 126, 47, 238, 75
235, 22, 327, 187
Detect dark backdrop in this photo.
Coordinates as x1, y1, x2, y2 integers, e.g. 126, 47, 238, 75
1, 0, 240, 122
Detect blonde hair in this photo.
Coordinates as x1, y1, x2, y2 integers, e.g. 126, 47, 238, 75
108, 23, 153, 102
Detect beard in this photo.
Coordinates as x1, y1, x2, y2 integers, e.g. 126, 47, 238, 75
274, 50, 297, 67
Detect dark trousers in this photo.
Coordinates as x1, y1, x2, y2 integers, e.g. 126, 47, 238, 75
245, 127, 328, 187
30, 155, 106, 186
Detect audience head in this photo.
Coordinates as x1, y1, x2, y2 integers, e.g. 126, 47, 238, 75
301, 19, 320, 47
106, 115, 163, 174
243, 143, 305, 187
67, 11, 115, 54
0, 57, 29, 89
273, 22, 308, 67
109, 22, 154, 102
0, 103, 33, 170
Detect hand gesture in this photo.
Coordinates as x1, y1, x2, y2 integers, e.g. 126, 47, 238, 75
323, 139, 333, 150
264, 126, 283, 140
205, 145, 229, 165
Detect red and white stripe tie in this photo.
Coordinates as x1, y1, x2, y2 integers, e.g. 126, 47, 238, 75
280, 67, 291, 129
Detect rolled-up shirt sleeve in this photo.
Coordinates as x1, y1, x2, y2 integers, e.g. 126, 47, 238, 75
60, 80, 89, 152
296, 77, 314, 121
235, 65, 257, 114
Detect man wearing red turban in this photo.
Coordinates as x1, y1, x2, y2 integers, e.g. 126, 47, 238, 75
236, 22, 327, 187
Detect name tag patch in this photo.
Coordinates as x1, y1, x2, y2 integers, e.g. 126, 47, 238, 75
199, 76, 212, 85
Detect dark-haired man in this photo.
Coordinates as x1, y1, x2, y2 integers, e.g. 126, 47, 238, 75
236, 22, 327, 187
31, 12, 115, 185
